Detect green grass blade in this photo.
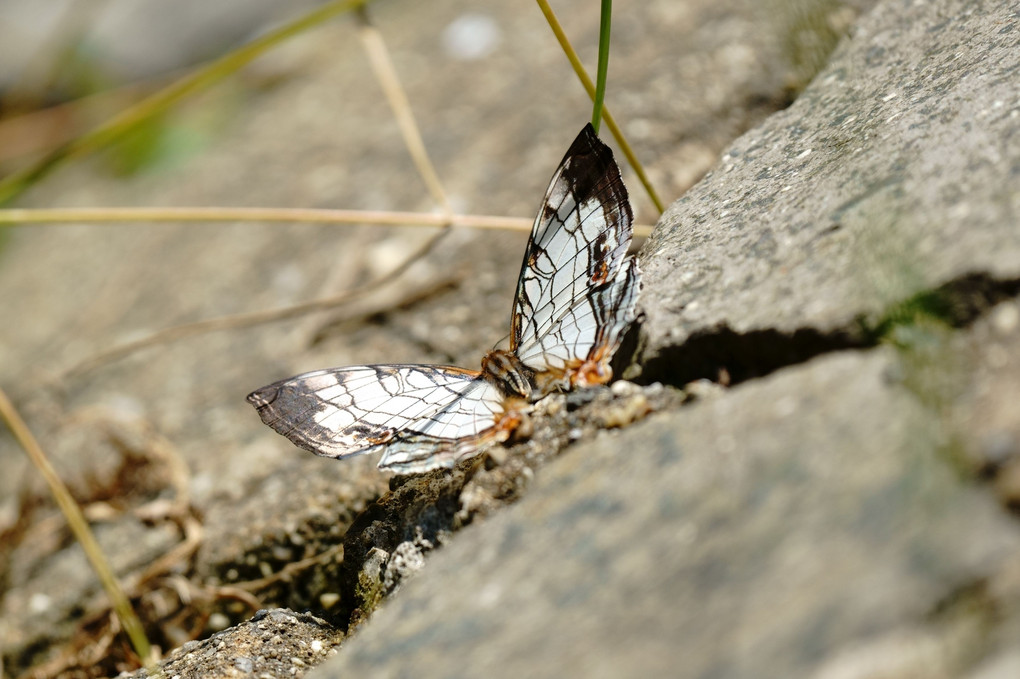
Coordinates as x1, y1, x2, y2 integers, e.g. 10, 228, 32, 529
0, 0, 374, 206
535, 0, 664, 215
591, 0, 612, 133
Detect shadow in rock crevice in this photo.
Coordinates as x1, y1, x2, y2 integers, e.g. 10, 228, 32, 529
632, 271, 1020, 390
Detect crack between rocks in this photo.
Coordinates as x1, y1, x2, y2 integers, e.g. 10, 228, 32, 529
628, 269, 1020, 529
634, 272, 1020, 389
220, 274, 1020, 650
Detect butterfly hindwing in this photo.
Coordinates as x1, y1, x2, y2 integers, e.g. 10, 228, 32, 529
247, 365, 512, 472
516, 256, 640, 373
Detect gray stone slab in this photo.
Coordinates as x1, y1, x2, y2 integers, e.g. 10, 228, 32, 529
637, 0, 1020, 373
941, 298, 1020, 508
5, 0, 1018, 676
309, 349, 1020, 679
1, 0, 865, 673
123, 608, 340, 679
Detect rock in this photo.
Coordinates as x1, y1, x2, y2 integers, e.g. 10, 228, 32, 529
1, 0, 844, 674
119, 608, 340, 679
334, 383, 681, 627
636, 0, 1020, 385
304, 0, 1020, 676
309, 350, 1020, 678
3, 0, 1018, 676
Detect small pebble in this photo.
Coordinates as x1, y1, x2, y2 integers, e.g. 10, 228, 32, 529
991, 303, 1019, 335
207, 613, 231, 632
442, 13, 501, 60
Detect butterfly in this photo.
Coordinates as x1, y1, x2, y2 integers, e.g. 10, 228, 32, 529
247, 124, 641, 474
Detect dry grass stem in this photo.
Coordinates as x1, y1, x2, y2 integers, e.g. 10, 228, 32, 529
535, 0, 665, 214
0, 386, 155, 668
357, 9, 452, 216
0, 207, 533, 231
63, 224, 455, 378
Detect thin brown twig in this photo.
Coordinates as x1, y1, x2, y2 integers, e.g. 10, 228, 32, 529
209, 585, 263, 613
0, 206, 653, 236
233, 543, 345, 593
357, 9, 452, 216
21, 616, 120, 679
309, 274, 463, 344
33, 204, 651, 380
63, 224, 454, 379
133, 517, 205, 591
0, 206, 533, 231
0, 386, 154, 668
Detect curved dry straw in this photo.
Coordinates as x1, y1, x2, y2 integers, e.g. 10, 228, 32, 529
0, 387, 155, 669
535, 0, 665, 214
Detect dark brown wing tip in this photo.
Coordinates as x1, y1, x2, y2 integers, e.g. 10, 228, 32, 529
246, 384, 279, 410
566, 123, 613, 166
560, 123, 625, 196
245, 384, 319, 453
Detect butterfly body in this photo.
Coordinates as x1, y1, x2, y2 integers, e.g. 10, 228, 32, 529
248, 124, 642, 474
480, 349, 536, 401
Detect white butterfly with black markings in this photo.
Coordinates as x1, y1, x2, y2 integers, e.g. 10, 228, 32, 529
247, 124, 641, 474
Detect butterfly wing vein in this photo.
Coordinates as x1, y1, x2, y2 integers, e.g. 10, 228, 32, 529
247, 365, 509, 472
247, 124, 641, 473
512, 125, 640, 382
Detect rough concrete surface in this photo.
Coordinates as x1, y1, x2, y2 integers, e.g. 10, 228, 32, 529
1, 0, 1017, 677
307, 0, 1020, 677
1, 0, 855, 675
124, 608, 342, 679
312, 349, 1020, 679
637, 0, 1020, 383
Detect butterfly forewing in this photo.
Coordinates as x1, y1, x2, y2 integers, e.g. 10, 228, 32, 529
247, 365, 510, 471
511, 124, 639, 383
